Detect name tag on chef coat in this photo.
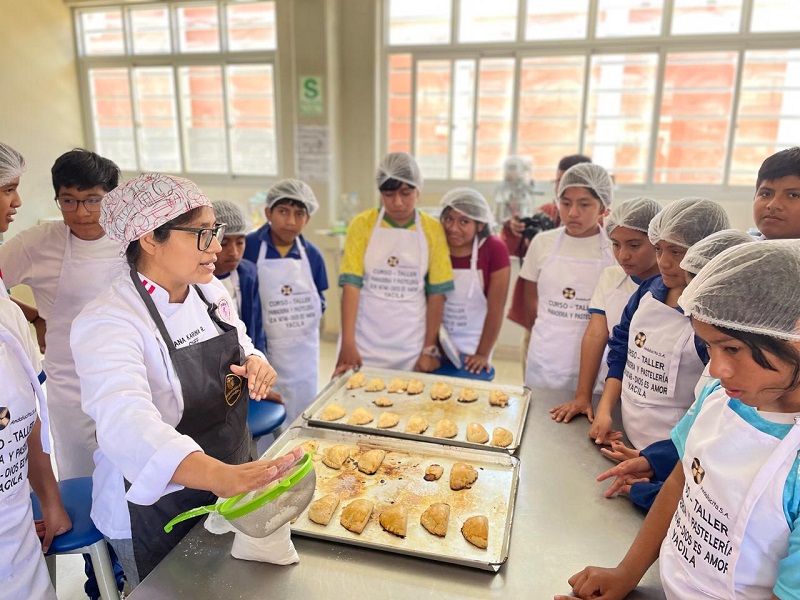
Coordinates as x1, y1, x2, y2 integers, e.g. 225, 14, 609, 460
149, 284, 222, 349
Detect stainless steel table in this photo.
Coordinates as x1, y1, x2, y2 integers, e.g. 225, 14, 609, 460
129, 388, 665, 599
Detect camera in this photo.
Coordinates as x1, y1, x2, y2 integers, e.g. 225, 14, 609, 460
519, 211, 555, 241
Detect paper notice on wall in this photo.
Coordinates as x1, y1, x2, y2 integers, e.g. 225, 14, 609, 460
295, 125, 330, 183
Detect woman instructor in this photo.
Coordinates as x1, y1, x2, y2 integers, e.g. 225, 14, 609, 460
71, 174, 300, 588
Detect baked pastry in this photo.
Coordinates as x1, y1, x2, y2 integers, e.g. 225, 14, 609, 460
489, 389, 509, 407
348, 407, 374, 426
357, 449, 386, 475
461, 515, 488, 549
491, 427, 514, 448
321, 445, 350, 469
377, 411, 400, 429
405, 414, 428, 434
320, 403, 346, 421
300, 440, 319, 454
373, 396, 394, 407
434, 418, 458, 439
450, 462, 478, 491
387, 378, 408, 393
430, 381, 452, 401
457, 387, 478, 403
424, 464, 444, 481
466, 422, 489, 444
406, 379, 424, 395
340, 499, 374, 534
346, 372, 366, 389
420, 503, 450, 537
379, 504, 408, 538
307, 493, 339, 526
365, 378, 386, 392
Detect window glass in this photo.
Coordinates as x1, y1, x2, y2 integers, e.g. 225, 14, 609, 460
130, 7, 171, 54
450, 60, 477, 179
474, 59, 516, 181
388, 0, 451, 45
414, 60, 452, 179
179, 66, 227, 173
459, 0, 518, 43
227, 65, 278, 176
176, 3, 220, 53
596, 0, 664, 38
750, 0, 800, 33
132, 67, 181, 172
226, 2, 276, 51
387, 54, 413, 154
671, 0, 742, 35
80, 9, 124, 55
525, 0, 589, 40
655, 52, 738, 184
88, 69, 137, 170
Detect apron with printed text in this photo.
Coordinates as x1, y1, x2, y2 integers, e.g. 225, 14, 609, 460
257, 238, 322, 424
621, 292, 705, 449
126, 268, 252, 582
45, 234, 119, 479
442, 237, 488, 357
0, 326, 55, 600
659, 389, 800, 599
354, 208, 428, 371
525, 228, 615, 390
594, 270, 636, 393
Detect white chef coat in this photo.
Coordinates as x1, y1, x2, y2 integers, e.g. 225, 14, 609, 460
71, 271, 263, 540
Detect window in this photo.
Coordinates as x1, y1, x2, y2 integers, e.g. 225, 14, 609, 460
75, 1, 278, 177
384, 0, 800, 189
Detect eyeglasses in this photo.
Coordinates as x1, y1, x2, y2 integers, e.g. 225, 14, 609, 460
55, 197, 104, 213
163, 223, 226, 251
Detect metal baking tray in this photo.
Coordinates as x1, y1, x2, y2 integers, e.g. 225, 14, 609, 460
263, 426, 520, 572
302, 367, 531, 455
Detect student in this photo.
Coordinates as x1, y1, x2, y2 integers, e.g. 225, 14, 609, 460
243, 180, 327, 424
71, 173, 300, 588
520, 162, 616, 390
550, 197, 662, 423
0, 148, 123, 480
753, 146, 800, 240
438, 188, 510, 375
589, 198, 730, 450
211, 201, 266, 355
335, 152, 454, 374
0, 143, 24, 299
557, 240, 800, 600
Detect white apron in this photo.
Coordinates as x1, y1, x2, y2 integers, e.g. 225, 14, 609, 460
354, 208, 428, 371
594, 270, 636, 393
621, 292, 705, 450
0, 326, 56, 600
442, 237, 488, 357
660, 388, 800, 599
525, 228, 615, 390
258, 237, 322, 424
45, 234, 119, 479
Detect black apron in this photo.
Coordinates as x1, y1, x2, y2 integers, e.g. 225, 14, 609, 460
126, 267, 255, 580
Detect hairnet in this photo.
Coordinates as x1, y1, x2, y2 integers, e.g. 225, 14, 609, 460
647, 197, 730, 248
212, 200, 251, 236
266, 179, 319, 216
101, 173, 210, 253
441, 188, 494, 225
375, 152, 423, 189
0, 143, 26, 187
679, 240, 800, 341
503, 156, 531, 182
557, 163, 613, 208
604, 197, 662, 237
680, 229, 754, 275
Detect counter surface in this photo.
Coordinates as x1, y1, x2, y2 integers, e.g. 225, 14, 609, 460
128, 388, 666, 599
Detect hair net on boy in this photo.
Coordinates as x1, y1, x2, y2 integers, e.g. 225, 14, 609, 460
679, 240, 800, 341
557, 163, 613, 208
0, 143, 26, 187
679, 229, 754, 275
212, 201, 252, 236
503, 156, 531, 182
604, 197, 661, 237
647, 197, 730, 248
266, 179, 319, 216
441, 188, 494, 225
376, 152, 423, 189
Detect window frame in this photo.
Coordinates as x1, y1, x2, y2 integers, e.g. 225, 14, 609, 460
381, 0, 800, 195
73, 0, 282, 185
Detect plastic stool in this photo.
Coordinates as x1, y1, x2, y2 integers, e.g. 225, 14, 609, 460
30, 477, 119, 600
248, 398, 287, 454
432, 354, 496, 381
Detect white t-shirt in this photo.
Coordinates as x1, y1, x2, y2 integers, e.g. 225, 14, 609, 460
519, 227, 606, 283
0, 221, 121, 319
589, 265, 638, 314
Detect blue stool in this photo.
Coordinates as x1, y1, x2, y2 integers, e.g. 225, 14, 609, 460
248, 398, 287, 454
432, 354, 496, 381
31, 477, 119, 600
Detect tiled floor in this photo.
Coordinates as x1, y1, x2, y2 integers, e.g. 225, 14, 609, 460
53, 340, 524, 598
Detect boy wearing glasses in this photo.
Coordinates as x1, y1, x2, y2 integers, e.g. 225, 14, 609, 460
0, 148, 122, 481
